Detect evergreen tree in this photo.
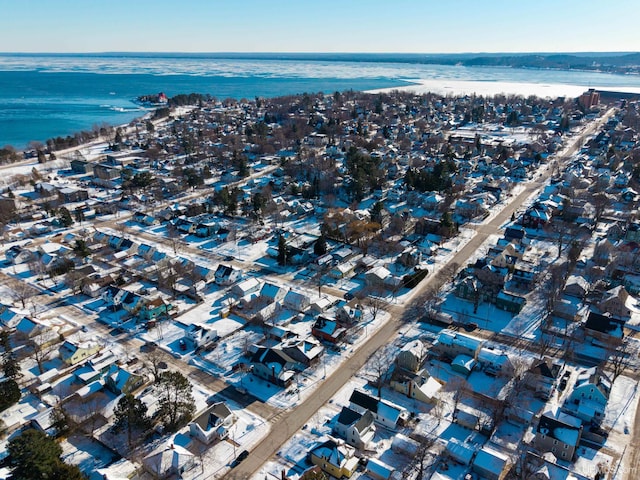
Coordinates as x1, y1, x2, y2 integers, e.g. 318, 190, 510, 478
277, 234, 288, 266
73, 239, 91, 258
156, 371, 195, 431
237, 156, 249, 178
74, 207, 85, 224
113, 394, 150, 446
7, 429, 62, 480
314, 234, 327, 256
0, 379, 21, 412
57, 207, 74, 227
0, 331, 20, 380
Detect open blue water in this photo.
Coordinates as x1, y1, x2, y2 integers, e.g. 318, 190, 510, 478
1, 53, 640, 149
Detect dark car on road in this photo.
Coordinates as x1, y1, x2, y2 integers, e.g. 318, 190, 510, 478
231, 450, 249, 467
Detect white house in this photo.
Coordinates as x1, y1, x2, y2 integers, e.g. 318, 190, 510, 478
231, 277, 261, 298
186, 324, 218, 349
348, 389, 408, 430
214, 264, 242, 286
332, 407, 376, 449
189, 402, 235, 444
283, 289, 311, 312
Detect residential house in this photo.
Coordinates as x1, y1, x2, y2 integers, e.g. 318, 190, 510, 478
0, 304, 24, 329
495, 290, 527, 313
566, 367, 611, 424
477, 348, 512, 377
332, 407, 376, 449
138, 297, 169, 321
14, 316, 47, 339
455, 276, 480, 302
185, 324, 218, 349
335, 304, 364, 325
189, 402, 235, 444
348, 389, 408, 429
231, 277, 261, 298
259, 282, 287, 304
283, 289, 311, 312
389, 369, 442, 404
279, 337, 324, 368
120, 291, 144, 315
214, 264, 242, 286
105, 365, 145, 394
511, 262, 537, 289
193, 265, 216, 284
583, 311, 624, 344
598, 286, 632, 320
0, 195, 17, 218
250, 347, 296, 387
309, 439, 359, 479
58, 187, 89, 204
59, 339, 101, 365
432, 329, 484, 360
312, 317, 346, 344
82, 274, 114, 298
564, 275, 589, 299
522, 206, 550, 228
365, 266, 402, 290
534, 408, 583, 460
553, 296, 584, 321
70, 158, 93, 174
143, 443, 195, 478
396, 339, 426, 373
5, 245, 33, 264
526, 358, 563, 400
133, 211, 160, 226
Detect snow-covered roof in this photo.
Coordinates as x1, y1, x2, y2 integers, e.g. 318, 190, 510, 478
446, 437, 476, 465
472, 446, 510, 477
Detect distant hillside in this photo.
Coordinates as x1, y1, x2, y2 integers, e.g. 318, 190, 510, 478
448, 52, 640, 73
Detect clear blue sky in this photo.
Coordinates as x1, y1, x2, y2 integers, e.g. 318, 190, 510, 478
1, 0, 638, 53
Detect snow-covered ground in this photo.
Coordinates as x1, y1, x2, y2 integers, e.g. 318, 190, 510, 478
367, 78, 640, 99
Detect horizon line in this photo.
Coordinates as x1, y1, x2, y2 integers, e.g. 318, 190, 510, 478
0, 50, 639, 56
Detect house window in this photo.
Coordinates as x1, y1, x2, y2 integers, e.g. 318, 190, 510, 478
564, 444, 568, 449
553, 440, 558, 445
562, 452, 567, 458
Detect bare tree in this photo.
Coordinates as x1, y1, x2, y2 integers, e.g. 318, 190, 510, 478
369, 345, 394, 398
11, 281, 34, 310
80, 391, 107, 437
407, 435, 437, 480
445, 376, 469, 415
430, 398, 445, 426
364, 286, 388, 322
28, 330, 60, 374
144, 347, 169, 383
607, 340, 631, 383
166, 224, 181, 255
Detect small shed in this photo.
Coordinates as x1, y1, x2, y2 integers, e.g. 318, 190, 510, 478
472, 446, 511, 480
365, 458, 395, 480
391, 433, 420, 457
451, 355, 476, 376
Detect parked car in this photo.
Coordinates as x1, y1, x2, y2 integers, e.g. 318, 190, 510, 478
231, 450, 249, 467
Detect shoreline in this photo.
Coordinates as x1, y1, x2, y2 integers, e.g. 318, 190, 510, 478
5, 78, 640, 158
365, 78, 640, 98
